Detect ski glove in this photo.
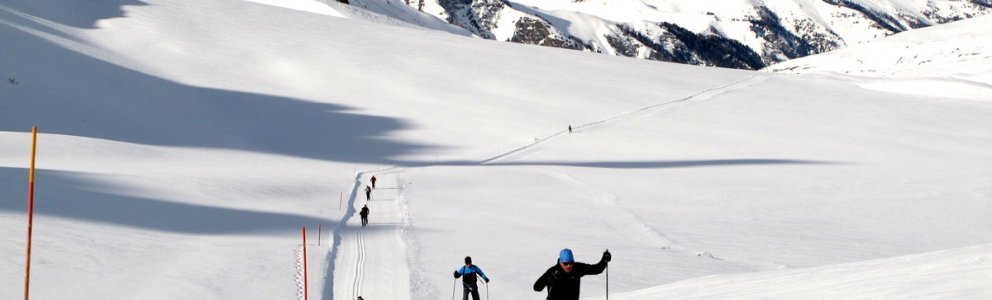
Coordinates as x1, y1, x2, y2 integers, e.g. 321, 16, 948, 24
602, 250, 612, 262
484, 278, 490, 283
453, 270, 460, 278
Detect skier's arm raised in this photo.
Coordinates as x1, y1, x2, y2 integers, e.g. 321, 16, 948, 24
577, 250, 611, 275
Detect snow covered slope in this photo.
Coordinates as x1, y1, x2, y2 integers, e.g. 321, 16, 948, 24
765, 14, 992, 95
374, 0, 991, 69
1, 0, 990, 299
611, 243, 992, 299
765, 14, 992, 76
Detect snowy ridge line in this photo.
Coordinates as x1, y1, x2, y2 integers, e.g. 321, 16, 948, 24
480, 75, 764, 164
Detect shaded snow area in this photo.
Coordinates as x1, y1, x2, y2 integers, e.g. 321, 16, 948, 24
1, 0, 990, 299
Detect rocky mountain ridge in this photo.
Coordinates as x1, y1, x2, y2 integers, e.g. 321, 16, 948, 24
367, 0, 991, 69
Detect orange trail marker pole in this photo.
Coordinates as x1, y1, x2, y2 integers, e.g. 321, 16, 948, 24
302, 226, 308, 300
24, 127, 38, 300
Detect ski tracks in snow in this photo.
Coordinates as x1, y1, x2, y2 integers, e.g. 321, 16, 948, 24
331, 170, 411, 300
351, 229, 366, 299
551, 170, 677, 249
327, 75, 769, 299
482, 75, 769, 261
481, 75, 767, 164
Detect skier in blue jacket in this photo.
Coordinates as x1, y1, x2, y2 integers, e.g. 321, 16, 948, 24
454, 256, 490, 300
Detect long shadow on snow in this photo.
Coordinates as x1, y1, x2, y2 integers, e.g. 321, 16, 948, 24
402, 159, 838, 169
0, 6, 434, 164
488, 159, 839, 168
0, 0, 146, 29
0, 167, 332, 234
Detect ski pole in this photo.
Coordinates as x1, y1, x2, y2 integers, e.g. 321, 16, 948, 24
477, 278, 489, 300
606, 248, 610, 300
452, 278, 457, 300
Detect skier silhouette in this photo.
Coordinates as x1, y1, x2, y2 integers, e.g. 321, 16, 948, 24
359, 205, 370, 227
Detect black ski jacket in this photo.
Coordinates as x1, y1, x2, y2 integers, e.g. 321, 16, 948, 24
533, 259, 607, 300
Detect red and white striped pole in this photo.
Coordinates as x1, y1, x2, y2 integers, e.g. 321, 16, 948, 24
24, 127, 38, 300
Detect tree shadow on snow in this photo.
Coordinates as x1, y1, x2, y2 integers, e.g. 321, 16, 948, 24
0, 167, 332, 234
486, 159, 840, 169
0, 5, 435, 164
0, 0, 147, 29
400, 158, 840, 169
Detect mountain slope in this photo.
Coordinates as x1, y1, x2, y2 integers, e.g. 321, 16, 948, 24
765, 14, 992, 101
1, 0, 990, 299
765, 15, 992, 77
611, 243, 992, 299
365, 0, 992, 69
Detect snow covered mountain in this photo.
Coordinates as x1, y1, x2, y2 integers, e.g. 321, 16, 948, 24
765, 14, 992, 100
2, 0, 991, 299
355, 0, 992, 69
765, 14, 992, 77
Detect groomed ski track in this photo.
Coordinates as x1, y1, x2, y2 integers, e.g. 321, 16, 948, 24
327, 74, 769, 299
330, 169, 410, 300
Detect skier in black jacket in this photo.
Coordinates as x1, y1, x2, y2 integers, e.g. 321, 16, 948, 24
533, 248, 611, 300
359, 205, 370, 227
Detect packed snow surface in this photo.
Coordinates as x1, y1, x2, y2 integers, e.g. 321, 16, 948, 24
1, 0, 990, 299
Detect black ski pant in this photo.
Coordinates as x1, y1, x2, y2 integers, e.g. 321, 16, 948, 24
360, 215, 368, 226
462, 281, 480, 300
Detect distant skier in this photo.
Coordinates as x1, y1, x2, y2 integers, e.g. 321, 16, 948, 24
533, 248, 611, 300
359, 205, 370, 227
371, 175, 377, 189
454, 256, 490, 300
365, 185, 372, 201
568, 125, 572, 133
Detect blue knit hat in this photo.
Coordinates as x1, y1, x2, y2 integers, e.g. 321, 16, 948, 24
559, 248, 574, 263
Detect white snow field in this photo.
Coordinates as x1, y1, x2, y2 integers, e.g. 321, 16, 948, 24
766, 14, 992, 99
1, 1, 990, 299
